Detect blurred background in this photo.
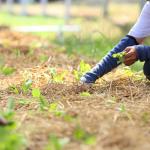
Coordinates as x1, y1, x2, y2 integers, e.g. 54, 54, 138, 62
0, 0, 147, 70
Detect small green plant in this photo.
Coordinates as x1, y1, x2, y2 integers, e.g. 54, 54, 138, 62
49, 102, 75, 122
112, 51, 126, 64
39, 54, 49, 63
0, 66, 15, 76
74, 60, 91, 81
13, 49, 21, 57
117, 103, 133, 122
49, 102, 65, 116
9, 85, 19, 94
32, 88, 49, 111
49, 67, 67, 83
21, 79, 32, 94
73, 126, 96, 145
106, 96, 117, 107
141, 112, 150, 124
18, 99, 31, 106
45, 135, 69, 150
0, 97, 26, 150
80, 92, 91, 97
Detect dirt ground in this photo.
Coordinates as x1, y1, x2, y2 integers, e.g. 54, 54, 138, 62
0, 29, 150, 150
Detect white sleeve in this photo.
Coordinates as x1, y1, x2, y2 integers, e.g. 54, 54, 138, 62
128, 1, 150, 38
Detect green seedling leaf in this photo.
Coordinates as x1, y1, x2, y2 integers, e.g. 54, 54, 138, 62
19, 99, 30, 106
45, 135, 69, 150
21, 79, 32, 94
49, 103, 64, 116
112, 52, 126, 64
5, 97, 15, 118
80, 92, 91, 97
141, 112, 150, 124
63, 114, 75, 122
0, 66, 15, 76
49, 68, 56, 76
118, 103, 126, 113
73, 127, 96, 145
32, 88, 41, 98
9, 85, 19, 94
74, 60, 91, 81
39, 54, 49, 63
0, 98, 26, 150
106, 96, 116, 106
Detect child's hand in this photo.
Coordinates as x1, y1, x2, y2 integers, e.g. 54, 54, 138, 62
124, 46, 138, 66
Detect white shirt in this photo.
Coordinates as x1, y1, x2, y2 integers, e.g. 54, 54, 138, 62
128, 1, 150, 38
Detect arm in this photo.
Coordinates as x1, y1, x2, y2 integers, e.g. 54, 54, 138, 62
136, 45, 150, 61
124, 45, 150, 66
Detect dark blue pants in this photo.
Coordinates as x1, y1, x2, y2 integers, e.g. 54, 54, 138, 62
143, 61, 150, 80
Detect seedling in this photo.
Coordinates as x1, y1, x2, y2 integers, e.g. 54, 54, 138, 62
39, 54, 49, 63
0, 66, 15, 76
141, 112, 150, 124
21, 79, 32, 94
49, 102, 65, 116
45, 134, 69, 150
73, 126, 96, 145
80, 92, 91, 97
74, 60, 91, 81
32, 88, 49, 111
112, 51, 126, 64
18, 99, 31, 106
49, 67, 67, 83
117, 104, 133, 122
13, 49, 21, 57
8, 85, 19, 94
106, 96, 117, 107
0, 97, 26, 150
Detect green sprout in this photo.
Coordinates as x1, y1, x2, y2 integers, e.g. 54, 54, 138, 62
21, 79, 32, 94
49, 67, 67, 83
45, 135, 69, 150
32, 88, 49, 111
112, 51, 126, 64
39, 54, 49, 63
80, 92, 91, 97
0, 66, 16, 76
117, 104, 133, 122
0, 97, 26, 150
73, 126, 96, 145
74, 60, 91, 81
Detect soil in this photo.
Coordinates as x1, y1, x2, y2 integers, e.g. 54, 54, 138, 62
0, 29, 150, 150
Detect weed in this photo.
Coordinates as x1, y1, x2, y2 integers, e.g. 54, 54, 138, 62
21, 79, 32, 94
18, 99, 31, 106
39, 54, 49, 63
45, 134, 69, 150
0, 97, 26, 150
13, 49, 21, 57
73, 126, 96, 145
106, 96, 117, 107
117, 104, 133, 122
49, 67, 67, 83
112, 51, 126, 64
9, 85, 19, 94
74, 60, 91, 81
49, 102, 64, 116
80, 92, 91, 97
141, 112, 150, 124
32, 88, 49, 111
0, 65, 15, 76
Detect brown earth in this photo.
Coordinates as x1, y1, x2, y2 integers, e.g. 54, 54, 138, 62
0, 29, 150, 150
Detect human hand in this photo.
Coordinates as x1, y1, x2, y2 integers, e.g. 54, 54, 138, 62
124, 46, 138, 66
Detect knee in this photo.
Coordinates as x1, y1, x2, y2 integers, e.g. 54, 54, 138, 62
143, 61, 150, 80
